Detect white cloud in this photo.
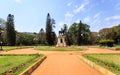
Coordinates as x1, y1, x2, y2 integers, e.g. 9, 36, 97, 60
65, 12, 74, 18
14, 0, 22, 4
67, 2, 72, 6
75, 19, 80, 23
83, 17, 90, 23
58, 21, 65, 26
65, 12, 74, 25
73, 0, 89, 14
89, 19, 101, 32
106, 21, 120, 27
58, 12, 74, 28
105, 15, 120, 21
90, 19, 101, 26
75, 5, 78, 8
93, 13, 101, 19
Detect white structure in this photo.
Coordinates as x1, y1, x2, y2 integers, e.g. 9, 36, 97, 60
56, 35, 66, 47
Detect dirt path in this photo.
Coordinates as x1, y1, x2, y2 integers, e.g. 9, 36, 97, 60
0, 47, 120, 75
31, 47, 120, 75
0, 47, 120, 55
0, 48, 82, 55
85, 47, 120, 53
32, 54, 102, 75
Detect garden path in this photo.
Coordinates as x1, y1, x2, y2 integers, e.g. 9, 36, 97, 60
0, 47, 120, 75
32, 54, 102, 75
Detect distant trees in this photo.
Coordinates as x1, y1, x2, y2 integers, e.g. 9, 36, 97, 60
6, 14, 16, 46
1, 14, 39, 46
98, 24, 120, 45
88, 32, 99, 45
38, 28, 46, 45
68, 21, 91, 45
112, 25, 120, 44
46, 13, 56, 45
99, 28, 113, 40
95, 24, 120, 47
16, 32, 37, 45
1, 13, 120, 46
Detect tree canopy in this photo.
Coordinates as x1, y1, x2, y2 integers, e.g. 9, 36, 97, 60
68, 21, 91, 45
6, 14, 16, 46
46, 13, 56, 45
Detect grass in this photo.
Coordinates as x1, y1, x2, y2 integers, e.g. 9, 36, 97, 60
83, 53, 120, 75
0, 54, 44, 75
36, 46, 85, 51
114, 45, 120, 48
2, 46, 33, 51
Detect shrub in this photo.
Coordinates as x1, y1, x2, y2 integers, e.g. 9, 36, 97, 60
99, 39, 114, 47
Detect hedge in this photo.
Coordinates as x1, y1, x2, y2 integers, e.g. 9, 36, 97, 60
99, 39, 114, 47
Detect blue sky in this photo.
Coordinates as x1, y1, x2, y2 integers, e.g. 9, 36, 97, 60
0, 0, 120, 33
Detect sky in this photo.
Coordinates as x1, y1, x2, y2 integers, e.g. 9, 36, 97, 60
0, 0, 120, 34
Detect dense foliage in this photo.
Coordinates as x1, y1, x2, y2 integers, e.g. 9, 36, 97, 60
6, 14, 16, 46
68, 21, 91, 45
99, 39, 114, 47
16, 32, 38, 45
38, 28, 46, 45
45, 13, 56, 45
98, 24, 120, 46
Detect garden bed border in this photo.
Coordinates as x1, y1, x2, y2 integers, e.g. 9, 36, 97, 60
20, 56, 47, 75
78, 55, 116, 75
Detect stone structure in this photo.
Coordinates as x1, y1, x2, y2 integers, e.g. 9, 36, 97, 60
56, 35, 66, 47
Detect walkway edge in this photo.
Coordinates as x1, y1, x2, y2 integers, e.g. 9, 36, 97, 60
78, 55, 116, 75
20, 56, 47, 75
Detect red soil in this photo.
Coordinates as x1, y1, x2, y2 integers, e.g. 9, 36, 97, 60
32, 54, 102, 75
0, 47, 120, 75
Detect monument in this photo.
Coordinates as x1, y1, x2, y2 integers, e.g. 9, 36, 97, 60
56, 28, 67, 47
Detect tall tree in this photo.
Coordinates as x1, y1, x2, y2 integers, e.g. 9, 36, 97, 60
68, 23, 78, 45
68, 21, 90, 45
46, 13, 52, 45
112, 25, 120, 44
77, 20, 82, 45
46, 13, 56, 45
6, 14, 16, 46
81, 23, 91, 45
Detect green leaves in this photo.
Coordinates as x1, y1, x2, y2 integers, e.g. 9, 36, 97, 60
68, 21, 91, 45
99, 39, 114, 47
6, 14, 16, 46
46, 13, 56, 45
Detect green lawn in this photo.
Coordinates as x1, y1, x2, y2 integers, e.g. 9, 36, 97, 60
0, 54, 44, 75
2, 46, 33, 51
36, 46, 85, 51
83, 54, 120, 75
114, 45, 120, 48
